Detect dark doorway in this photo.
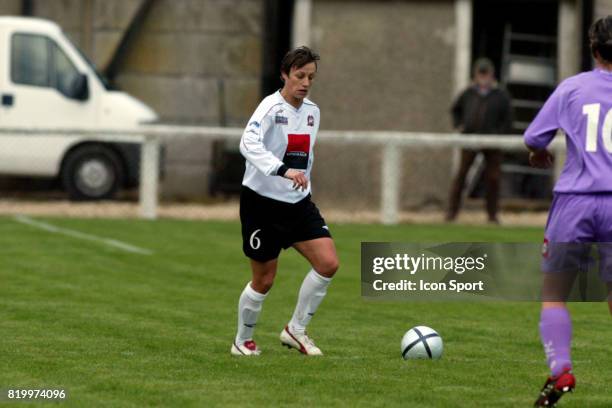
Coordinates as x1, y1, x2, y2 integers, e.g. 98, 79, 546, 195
581, 0, 595, 71
262, 0, 295, 96
471, 0, 559, 201
473, 0, 559, 78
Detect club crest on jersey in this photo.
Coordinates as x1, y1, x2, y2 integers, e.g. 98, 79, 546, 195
275, 115, 288, 125
307, 115, 314, 127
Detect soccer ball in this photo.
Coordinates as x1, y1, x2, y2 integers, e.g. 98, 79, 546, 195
401, 326, 443, 360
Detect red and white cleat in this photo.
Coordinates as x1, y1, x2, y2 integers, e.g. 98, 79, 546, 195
280, 326, 323, 356
231, 340, 261, 356
534, 367, 576, 407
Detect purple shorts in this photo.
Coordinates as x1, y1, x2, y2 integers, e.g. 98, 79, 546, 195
543, 193, 612, 282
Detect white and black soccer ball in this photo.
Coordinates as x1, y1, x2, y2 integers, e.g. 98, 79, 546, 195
401, 326, 443, 360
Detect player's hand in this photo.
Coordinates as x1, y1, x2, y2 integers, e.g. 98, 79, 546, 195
284, 169, 309, 191
529, 149, 554, 169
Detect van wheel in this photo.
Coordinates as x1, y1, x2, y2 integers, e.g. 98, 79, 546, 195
62, 145, 124, 201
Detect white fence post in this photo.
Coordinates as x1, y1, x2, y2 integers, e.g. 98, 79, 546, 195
139, 134, 160, 220
381, 143, 401, 225
452, 0, 473, 180
292, 0, 312, 48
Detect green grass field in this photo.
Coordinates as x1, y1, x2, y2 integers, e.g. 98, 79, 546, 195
1, 216, 610, 407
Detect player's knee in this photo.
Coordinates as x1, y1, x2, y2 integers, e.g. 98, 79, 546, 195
252, 271, 276, 293
260, 280, 274, 293
316, 257, 339, 278
253, 275, 275, 293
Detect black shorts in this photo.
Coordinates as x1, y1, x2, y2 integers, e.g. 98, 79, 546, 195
240, 186, 332, 262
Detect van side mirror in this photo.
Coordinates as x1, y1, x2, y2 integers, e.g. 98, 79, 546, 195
62, 73, 89, 101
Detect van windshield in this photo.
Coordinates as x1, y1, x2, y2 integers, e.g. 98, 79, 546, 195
74, 46, 116, 91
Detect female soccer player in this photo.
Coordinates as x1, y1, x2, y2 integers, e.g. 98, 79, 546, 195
231, 46, 339, 356
525, 16, 612, 406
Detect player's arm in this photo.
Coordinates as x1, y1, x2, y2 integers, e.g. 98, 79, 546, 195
239, 113, 309, 190
524, 84, 565, 169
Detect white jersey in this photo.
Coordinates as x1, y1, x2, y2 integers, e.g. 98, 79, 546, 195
240, 91, 320, 203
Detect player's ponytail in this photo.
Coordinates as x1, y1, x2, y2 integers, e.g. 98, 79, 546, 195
589, 15, 612, 63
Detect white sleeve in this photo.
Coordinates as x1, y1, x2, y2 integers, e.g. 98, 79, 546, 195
239, 110, 284, 176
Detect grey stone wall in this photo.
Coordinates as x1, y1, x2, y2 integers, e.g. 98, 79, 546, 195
0, 0, 23, 15
0, 0, 485, 210
117, 0, 262, 199
118, 0, 262, 125
596, 0, 612, 17
310, 0, 456, 210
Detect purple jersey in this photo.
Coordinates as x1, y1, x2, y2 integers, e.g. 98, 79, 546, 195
524, 69, 612, 193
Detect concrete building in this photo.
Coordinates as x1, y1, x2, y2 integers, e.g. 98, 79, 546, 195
0, 0, 609, 209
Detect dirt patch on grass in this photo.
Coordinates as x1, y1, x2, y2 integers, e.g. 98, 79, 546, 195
0, 199, 547, 226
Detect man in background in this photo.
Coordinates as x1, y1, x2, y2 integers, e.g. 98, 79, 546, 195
446, 58, 512, 224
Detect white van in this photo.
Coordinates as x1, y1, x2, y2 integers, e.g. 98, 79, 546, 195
0, 16, 158, 200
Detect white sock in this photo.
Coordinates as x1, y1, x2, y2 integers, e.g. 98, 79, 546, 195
235, 282, 267, 344
289, 269, 332, 334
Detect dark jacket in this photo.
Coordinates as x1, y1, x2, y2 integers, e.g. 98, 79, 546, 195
451, 86, 512, 135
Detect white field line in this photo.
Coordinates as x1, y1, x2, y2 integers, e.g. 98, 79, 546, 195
13, 215, 153, 255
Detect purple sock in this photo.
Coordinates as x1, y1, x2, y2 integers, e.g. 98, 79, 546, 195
539, 307, 572, 376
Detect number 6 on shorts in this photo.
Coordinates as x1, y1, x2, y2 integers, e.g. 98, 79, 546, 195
249, 229, 262, 250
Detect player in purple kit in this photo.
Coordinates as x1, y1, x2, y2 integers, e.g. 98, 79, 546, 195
524, 16, 612, 407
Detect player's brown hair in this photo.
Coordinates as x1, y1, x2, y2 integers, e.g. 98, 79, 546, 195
280, 46, 320, 77
589, 15, 612, 63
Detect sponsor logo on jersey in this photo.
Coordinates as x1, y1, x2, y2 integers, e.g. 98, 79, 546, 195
275, 115, 288, 125
307, 115, 315, 127
248, 121, 260, 128
283, 134, 310, 170
542, 238, 549, 258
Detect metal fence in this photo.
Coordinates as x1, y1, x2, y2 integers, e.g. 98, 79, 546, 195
0, 126, 565, 224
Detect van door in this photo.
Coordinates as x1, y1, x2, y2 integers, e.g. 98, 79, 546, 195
0, 31, 96, 176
